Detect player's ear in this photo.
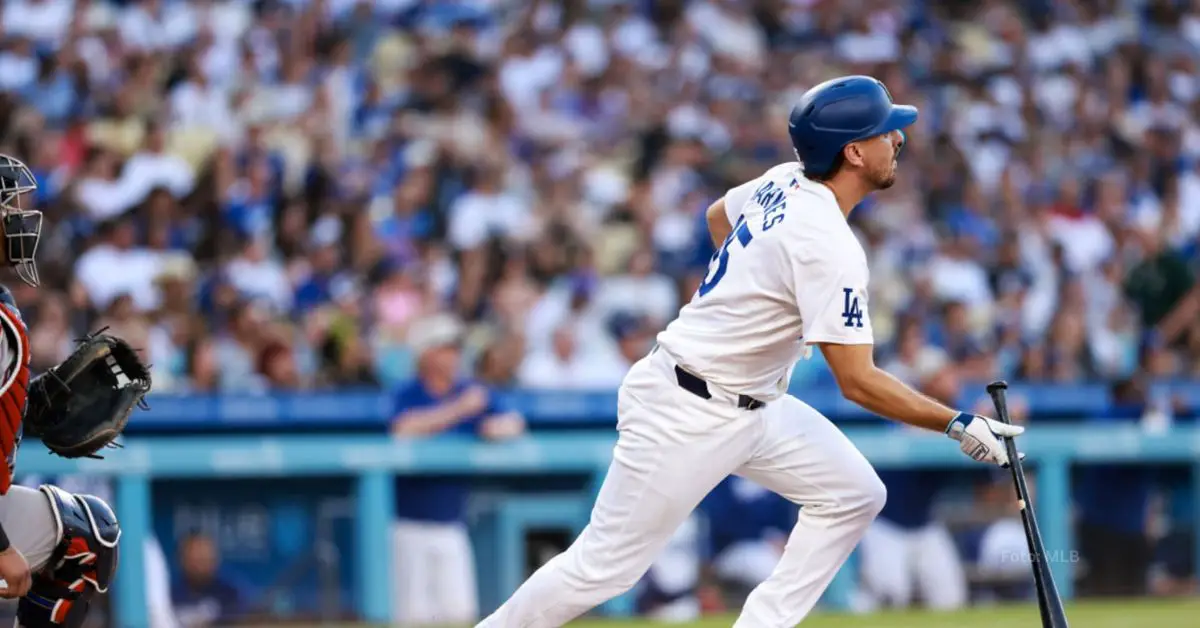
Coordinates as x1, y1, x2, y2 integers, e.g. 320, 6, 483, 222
843, 141, 866, 169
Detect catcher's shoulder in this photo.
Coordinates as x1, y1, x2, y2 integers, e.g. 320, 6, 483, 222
0, 285, 23, 328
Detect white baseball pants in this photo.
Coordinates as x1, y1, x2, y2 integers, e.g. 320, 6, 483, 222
858, 517, 968, 611
476, 348, 886, 627
393, 519, 479, 626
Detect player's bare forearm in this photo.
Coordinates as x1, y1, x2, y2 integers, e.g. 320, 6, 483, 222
706, 199, 732, 248
846, 366, 958, 431
820, 343, 957, 432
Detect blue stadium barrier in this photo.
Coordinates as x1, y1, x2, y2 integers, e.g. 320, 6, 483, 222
125, 381, 1199, 430
16, 425, 1200, 627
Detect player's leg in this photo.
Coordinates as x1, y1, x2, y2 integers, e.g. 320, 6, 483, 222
12, 485, 119, 628
430, 521, 479, 624
393, 519, 435, 625
477, 354, 760, 628
912, 522, 968, 610
731, 395, 887, 627
857, 518, 914, 609
0, 485, 61, 571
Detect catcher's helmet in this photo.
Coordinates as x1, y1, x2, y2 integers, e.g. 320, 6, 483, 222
0, 154, 41, 287
788, 75, 918, 178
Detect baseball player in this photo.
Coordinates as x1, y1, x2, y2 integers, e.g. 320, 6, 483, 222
477, 76, 1026, 627
0, 154, 151, 627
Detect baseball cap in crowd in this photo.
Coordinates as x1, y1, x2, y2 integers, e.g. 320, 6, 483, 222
407, 313, 465, 355
608, 312, 647, 341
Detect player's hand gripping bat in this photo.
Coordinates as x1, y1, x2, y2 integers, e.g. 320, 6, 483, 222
987, 381, 1069, 628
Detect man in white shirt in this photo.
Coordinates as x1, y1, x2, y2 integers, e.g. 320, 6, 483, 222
517, 324, 627, 391
478, 76, 1025, 627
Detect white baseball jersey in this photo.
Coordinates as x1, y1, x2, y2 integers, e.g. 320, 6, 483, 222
656, 162, 874, 400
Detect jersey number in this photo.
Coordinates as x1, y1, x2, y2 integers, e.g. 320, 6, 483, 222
698, 215, 753, 297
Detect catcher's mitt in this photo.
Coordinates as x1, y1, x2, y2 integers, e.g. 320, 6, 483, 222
25, 329, 152, 458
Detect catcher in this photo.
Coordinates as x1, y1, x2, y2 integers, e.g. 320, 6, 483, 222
0, 154, 151, 627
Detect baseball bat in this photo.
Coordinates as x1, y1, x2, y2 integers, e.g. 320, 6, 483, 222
987, 381, 1069, 628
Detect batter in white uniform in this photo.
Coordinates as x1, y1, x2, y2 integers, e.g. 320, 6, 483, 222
478, 76, 1025, 627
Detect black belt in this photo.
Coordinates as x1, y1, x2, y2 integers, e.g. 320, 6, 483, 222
672, 364, 766, 411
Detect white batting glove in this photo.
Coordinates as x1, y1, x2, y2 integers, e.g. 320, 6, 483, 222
945, 412, 1025, 467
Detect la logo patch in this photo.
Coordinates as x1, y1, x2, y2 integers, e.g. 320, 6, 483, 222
841, 288, 864, 329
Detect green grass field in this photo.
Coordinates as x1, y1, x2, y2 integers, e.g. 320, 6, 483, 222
572, 598, 1200, 627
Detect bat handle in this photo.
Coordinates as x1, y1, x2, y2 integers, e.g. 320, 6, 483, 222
987, 380, 1012, 425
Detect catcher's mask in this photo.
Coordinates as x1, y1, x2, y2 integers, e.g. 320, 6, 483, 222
0, 154, 42, 287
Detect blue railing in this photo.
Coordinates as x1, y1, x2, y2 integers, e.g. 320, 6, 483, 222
129, 381, 1200, 430
17, 424, 1200, 627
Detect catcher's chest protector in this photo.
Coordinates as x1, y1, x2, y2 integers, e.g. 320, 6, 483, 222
0, 300, 30, 494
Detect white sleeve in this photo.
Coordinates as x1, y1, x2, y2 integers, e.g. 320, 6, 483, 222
787, 238, 874, 346
722, 177, 761, 225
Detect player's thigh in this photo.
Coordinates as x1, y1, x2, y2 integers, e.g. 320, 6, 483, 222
573, 384, 758, 580
576, 438, 726, 577
858, 518, 914, 603
913, 523, 967, 609
0, 485, 59, 571
735, 395, 884, 512
431, 523, 479, 622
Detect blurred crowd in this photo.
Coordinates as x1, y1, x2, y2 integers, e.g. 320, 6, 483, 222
1, 0, 1199, 397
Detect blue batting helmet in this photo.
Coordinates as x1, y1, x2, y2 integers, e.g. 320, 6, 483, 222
788, 76, 918, 177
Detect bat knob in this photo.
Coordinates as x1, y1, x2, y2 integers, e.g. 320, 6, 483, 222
987, 381, 1009, 394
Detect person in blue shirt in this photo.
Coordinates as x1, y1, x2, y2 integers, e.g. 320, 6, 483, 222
1075, 377, 1156, 597
390, 314, 525, 626
171, 532, 247, 628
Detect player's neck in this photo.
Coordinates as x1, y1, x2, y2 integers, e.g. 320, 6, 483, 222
821, 176, 871, 219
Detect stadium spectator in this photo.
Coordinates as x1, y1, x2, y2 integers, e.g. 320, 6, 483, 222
517, 321, 627, 390
172, 531, 246, 628
389, 313, 525, 625
1151, 471, 1198, 598
636, 514, 705, 622
971, 469, 1038, 603
700, 477, 797, 599
1075, 378, 1159, 598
